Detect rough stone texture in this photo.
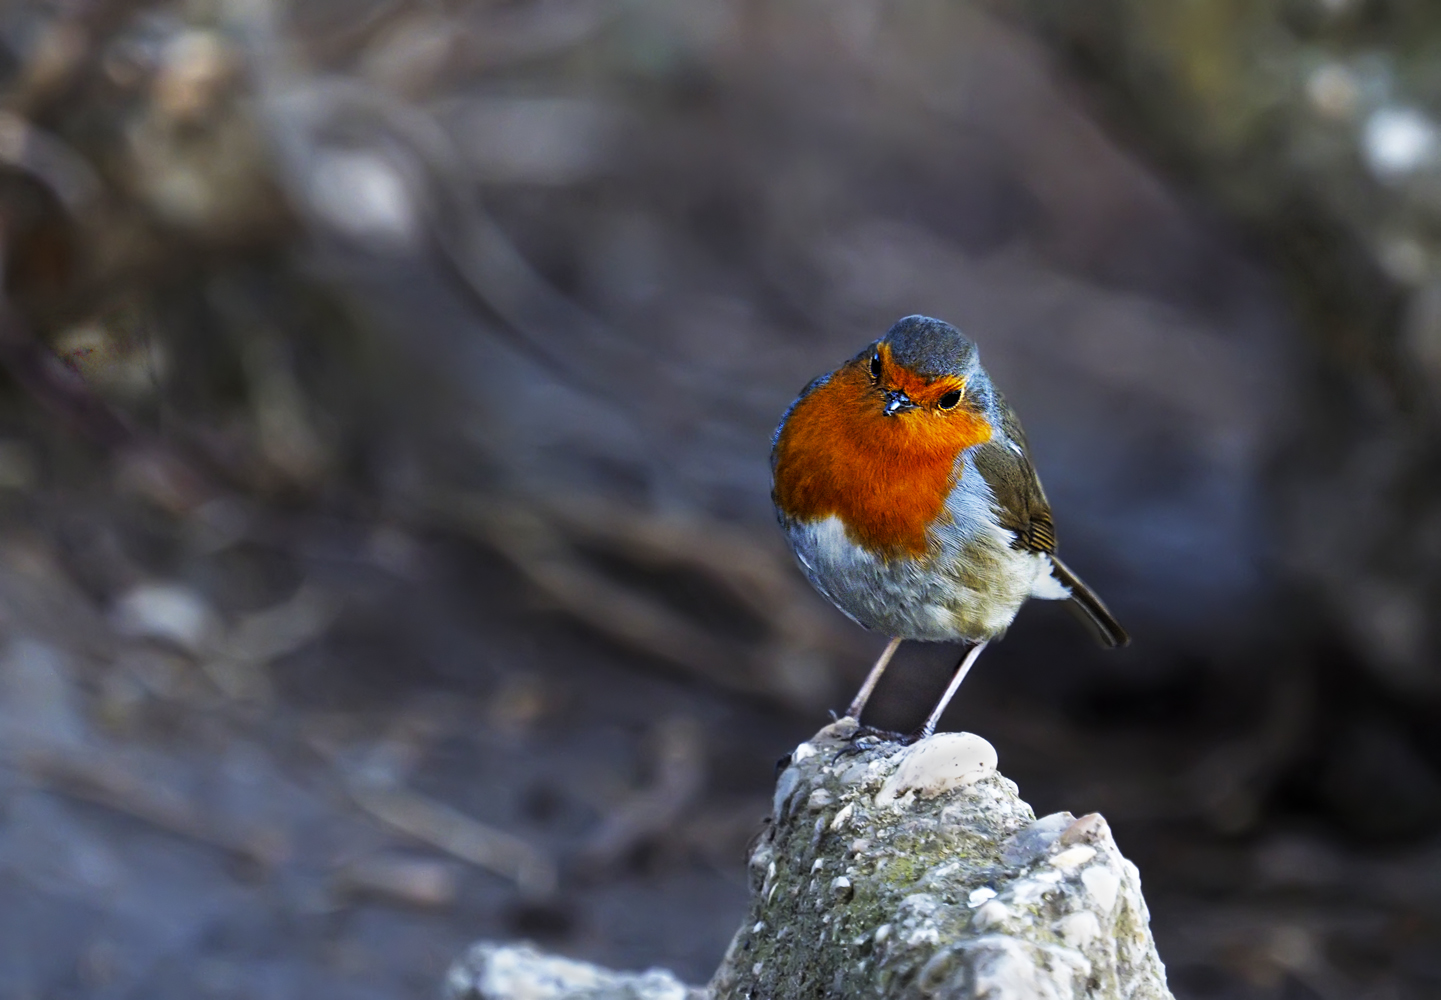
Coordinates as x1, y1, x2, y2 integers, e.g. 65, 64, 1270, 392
709, 719, 1172, 999
446, 942, 706, 1000
450, 721, 1173, 1000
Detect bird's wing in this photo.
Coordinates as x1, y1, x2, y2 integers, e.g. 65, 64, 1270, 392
971, 393, 1130, 648
970, 392, 1056, 554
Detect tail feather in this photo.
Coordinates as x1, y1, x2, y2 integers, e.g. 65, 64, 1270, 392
1047, 554, 1130, 648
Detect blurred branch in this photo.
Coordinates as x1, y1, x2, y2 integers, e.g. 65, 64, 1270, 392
577, 715, 706, 872
346, 779, 559, 900
255, 75, 646, 398
310, 703, 560, 899
435, 491, 844, 711
0, 112, 100, 213
22, 745, 285, 868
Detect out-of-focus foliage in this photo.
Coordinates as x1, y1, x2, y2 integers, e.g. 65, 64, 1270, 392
1019, 0, 1441, 700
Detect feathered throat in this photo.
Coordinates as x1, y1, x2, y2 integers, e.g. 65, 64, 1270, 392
772, 356, 992, 558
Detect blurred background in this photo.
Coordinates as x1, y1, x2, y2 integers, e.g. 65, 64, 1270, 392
0, 0, 1437, 996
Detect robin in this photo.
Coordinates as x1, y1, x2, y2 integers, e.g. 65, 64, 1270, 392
771, 315, 1128, 738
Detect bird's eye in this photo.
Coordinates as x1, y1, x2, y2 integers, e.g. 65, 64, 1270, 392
937, 390, 962, 410
869, 352, 882, 380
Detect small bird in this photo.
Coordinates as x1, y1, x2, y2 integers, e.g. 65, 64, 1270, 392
771, 315, 1128, 738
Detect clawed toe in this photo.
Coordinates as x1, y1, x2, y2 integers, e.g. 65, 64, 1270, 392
831, 724, 910, 759
853, 724, 909, 743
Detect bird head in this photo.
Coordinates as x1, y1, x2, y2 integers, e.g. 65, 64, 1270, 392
770, 315, 998, 555
866, 315, 995, 423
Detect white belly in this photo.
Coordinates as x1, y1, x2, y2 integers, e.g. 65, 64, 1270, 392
785, 514, 1068, 643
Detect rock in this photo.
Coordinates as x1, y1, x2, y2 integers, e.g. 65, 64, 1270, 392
111, 583, 220, 655
710, 719, 1172, 999
445, 942, 703, 1000
447, 721, 1173, 1000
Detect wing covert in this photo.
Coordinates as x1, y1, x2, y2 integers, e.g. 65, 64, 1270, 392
970, 394, 1056, 554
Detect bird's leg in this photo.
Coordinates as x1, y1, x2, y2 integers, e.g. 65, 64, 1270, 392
916, 640, 989, 740
845, 636, 903, 721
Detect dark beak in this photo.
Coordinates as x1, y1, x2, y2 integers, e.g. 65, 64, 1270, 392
883, 389, 916, 416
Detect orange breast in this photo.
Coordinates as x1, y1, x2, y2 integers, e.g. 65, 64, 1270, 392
773, 357, 993, 558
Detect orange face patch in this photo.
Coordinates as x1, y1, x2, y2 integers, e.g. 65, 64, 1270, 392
874, 343, 968, 408
773, 348, 993, 557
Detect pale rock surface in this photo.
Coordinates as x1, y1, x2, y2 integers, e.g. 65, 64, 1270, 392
446, 942, 705, 1000
449, 720, 1173, 1000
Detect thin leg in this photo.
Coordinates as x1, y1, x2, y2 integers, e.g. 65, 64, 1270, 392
917, 640, 989, 740
845, 636, 903, 720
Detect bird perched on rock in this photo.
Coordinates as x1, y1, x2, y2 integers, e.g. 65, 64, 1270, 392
771, 315, 1128, 737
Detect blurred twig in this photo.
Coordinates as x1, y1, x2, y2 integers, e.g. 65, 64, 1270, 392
0, 112, 100, 212
435, 491, 845, 710
309, 702, 560, 899
22, 745, 286, 868
576, 715, 706, 873
255, 75, 645, 398
345, 779, 558, 900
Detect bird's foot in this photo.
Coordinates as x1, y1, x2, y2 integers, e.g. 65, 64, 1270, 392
853, 724, 910, 743
831, 723, 910, 760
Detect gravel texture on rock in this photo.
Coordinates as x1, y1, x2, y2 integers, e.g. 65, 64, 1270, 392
709, 719, 1172, 999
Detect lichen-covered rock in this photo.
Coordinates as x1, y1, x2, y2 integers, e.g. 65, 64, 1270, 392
446, 942, 705, 1000
709, 719, 1173, 1000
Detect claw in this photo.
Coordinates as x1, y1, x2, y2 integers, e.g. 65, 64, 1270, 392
830, 724, 909, 761
852, 724, 909, 743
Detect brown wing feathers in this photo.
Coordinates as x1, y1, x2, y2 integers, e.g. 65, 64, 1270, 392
973, 397, 1129, 648
970, 397, 1054, 555
1024, 516, 1057, 554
